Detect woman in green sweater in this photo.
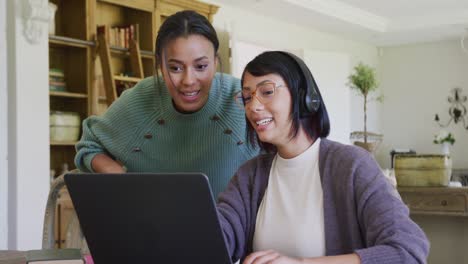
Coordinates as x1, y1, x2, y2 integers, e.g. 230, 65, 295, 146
75, 10, 258, 197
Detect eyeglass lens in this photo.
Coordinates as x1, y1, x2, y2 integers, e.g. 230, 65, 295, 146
241, 83, 276, 104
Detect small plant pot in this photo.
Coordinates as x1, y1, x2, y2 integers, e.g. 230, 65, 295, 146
354, 141, 379, 153
350, 131, 383, 154
440, 142, 450, 156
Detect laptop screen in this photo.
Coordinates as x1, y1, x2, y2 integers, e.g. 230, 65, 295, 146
65, 173, 232, 264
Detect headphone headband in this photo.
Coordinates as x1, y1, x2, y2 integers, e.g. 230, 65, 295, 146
278, 51, 321, 116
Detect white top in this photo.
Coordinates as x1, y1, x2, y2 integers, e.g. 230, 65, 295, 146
253, 138, 325, 258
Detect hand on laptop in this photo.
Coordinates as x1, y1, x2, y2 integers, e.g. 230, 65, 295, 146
242, 250, 303, 264
91, 153, 126, 173
243, 250, 362, 264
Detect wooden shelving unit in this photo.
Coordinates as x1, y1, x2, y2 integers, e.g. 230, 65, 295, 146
49, 35, 95, 48
113, 75, 142, 83
50, 141, 79, 146
50, 91, 88, 98
109, 46, 154, 59
49, 0, 91, 184
48, 0, 218, 248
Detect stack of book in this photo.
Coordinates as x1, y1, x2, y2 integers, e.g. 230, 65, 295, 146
49, 68, 66, 92
107, 24, 139, 49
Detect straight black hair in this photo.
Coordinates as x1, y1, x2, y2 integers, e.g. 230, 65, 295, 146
241, 51, 330, 152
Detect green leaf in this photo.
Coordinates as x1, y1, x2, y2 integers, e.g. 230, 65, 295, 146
348, 62, 379, 95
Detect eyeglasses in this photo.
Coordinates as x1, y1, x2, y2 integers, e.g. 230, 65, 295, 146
235, 82, 285, 107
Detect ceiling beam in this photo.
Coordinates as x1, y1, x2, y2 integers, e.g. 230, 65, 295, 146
282, 0, 388, 32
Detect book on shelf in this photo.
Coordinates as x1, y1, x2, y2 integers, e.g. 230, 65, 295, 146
49, 84, 67, 92
26, 249, 84, 264
49, 81, 66, 87
104, 23, 139, 49
49, 69, 64, 78
49, 68, 67, 92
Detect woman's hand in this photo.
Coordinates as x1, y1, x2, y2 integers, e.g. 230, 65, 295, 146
243, 250, 304, 264
91, 153, 126, 173
242, 251, 360, 264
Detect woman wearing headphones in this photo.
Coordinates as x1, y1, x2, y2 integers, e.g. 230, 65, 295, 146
217, 51, 429, 264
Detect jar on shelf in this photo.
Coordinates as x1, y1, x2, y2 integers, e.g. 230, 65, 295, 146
50, 111, 81, 142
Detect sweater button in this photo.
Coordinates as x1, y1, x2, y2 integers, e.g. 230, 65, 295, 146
237, 140, 244, 145
158, 119, 165, 125
144, 133, 153, 139
132, 147, 141, 152
224, 129, 232, 134
211, 115, 220, 121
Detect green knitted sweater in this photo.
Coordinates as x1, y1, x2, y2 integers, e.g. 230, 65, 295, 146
75, 73, 258, 197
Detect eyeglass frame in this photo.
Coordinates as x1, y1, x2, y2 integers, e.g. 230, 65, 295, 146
234, 81, 285, 107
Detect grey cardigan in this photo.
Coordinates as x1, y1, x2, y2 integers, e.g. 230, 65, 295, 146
217, 138, 429, 264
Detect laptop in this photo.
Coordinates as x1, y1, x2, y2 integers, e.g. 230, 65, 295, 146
64, 173, 233, 264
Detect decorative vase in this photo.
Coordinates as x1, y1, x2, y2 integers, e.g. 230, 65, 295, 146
354, 141, 379, 153
350, 131, 383, 154
441, 142, 450, 156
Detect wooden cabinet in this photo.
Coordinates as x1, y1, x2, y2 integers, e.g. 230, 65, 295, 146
99, 0, 155, 11
48, 0, 218, 248
399, 187, 468, 217
49, 0, 93, 178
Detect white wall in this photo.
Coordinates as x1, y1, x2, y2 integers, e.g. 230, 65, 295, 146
378, 40, 468, 169
302, 50, 351, 144
230, 40, 271, 78
379, 40, 468, 264
209, 1, 381, 140
7, 0, 50, 250
0, 0, 9, 250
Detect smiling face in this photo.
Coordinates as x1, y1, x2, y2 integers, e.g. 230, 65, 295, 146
242, 72, 294, 148
162, 34, 217, 113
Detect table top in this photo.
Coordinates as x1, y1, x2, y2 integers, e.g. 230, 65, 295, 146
0, 251, 26, 264
0, 250, 91, 264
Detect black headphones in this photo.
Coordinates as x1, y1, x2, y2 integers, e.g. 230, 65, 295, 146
278, 51, 321, 117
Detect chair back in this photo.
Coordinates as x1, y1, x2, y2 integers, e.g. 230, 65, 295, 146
42, 169, 87, 251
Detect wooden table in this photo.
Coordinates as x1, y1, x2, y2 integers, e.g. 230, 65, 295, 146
0, 251, 26, 264
398, 187, 468, 217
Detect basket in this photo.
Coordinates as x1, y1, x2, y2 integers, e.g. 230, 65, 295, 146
394, 154, 452, 187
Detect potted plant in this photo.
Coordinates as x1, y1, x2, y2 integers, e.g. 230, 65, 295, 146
348, 62, 383, 152
433, 130, 455, 155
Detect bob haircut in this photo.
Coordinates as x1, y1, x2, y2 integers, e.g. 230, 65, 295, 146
241, 51, 330, 152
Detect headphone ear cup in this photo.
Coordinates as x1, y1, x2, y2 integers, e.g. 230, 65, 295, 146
304, 91, 313, 113
300, 89, 316, 117
306, 87, 320, 113
280, 52, 321, 116
301, 65, 321, 115
299, 69, 320, 117
299, 85, 319, 117
298, 88, 307, 115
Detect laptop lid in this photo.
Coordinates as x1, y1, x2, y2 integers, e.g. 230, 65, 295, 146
64, 173, 232, 264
